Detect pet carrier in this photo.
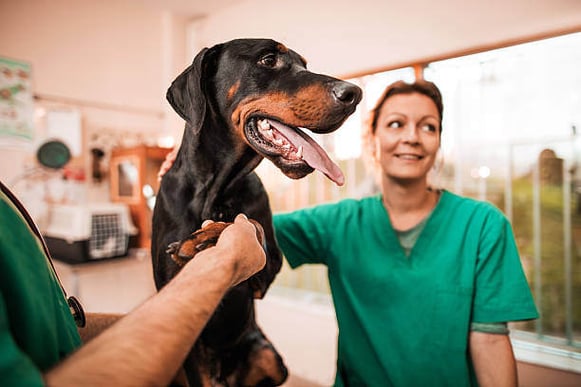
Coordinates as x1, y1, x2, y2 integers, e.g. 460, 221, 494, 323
43, 203, 137, 264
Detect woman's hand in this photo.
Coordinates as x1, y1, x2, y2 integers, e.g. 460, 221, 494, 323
157, 147, 178, 181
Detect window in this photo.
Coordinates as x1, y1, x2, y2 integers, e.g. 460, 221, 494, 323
424, 32, 581, 349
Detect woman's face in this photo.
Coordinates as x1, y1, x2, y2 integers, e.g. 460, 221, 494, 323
373, 92, 441, 184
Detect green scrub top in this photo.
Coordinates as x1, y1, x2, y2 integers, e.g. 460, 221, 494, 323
273, 190, 538, 386
0, 185, 81, 386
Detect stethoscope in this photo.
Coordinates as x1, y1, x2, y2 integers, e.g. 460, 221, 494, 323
0, 180, 86, 327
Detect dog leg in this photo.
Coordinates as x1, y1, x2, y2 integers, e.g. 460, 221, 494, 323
234, 329, 288, 386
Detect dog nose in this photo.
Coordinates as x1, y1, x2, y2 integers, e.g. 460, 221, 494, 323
332, 82, 362, 107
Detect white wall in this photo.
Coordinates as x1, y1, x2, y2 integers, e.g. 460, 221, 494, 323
0, 0, 187, 113
0, 0, 189, 186
191, 0, 581, 77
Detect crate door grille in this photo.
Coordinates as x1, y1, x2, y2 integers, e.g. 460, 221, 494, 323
89, 213, 127, 258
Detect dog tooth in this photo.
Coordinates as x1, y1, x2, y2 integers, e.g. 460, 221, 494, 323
273, 138, 284, 146
297, 146, 303, 158
258, 120, 270, 131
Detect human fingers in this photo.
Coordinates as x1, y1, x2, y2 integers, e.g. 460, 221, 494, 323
218, 214, 266, 286
157, 147, 178, 180
157, 161, 170, 180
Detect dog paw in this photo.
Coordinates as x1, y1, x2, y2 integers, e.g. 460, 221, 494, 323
167, 222, 229, 267
165, 241, 181, 255
167, 220, 265, 268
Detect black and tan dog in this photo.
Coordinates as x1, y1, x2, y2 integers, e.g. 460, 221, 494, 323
152, 38, 362, 386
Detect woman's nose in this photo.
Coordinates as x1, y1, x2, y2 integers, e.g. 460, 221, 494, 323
402, 124, 419, 143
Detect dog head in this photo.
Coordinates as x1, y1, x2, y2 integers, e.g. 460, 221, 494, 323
167, 38, 362, 186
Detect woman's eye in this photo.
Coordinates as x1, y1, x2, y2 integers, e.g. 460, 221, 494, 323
258, 54, 277, 67
387, 120, 402, 129
422, 123, 437, 132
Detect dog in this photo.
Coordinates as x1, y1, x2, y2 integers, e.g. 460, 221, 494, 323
152, 38, 362, 386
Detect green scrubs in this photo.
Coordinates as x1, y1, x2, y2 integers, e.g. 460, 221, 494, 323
0, 186, 81, 386
273, 190, 538, 386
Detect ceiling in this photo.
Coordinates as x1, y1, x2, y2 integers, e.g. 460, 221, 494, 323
136, 0, 241, 19
121, 0, 581, 77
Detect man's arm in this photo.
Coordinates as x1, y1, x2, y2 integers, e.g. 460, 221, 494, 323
469, 331, 518, 387
45, 214, 265, 386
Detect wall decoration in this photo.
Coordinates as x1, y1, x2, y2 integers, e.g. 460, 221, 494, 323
0, 56, 34, 147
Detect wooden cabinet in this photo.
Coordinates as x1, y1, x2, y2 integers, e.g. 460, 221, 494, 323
109, 145, 172, 248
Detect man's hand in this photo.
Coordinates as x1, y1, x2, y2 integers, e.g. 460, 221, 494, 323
47, 213, 267, 387
195, 214, 266, 288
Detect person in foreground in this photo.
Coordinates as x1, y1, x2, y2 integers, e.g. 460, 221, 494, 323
273, 80, 539, 386
0, 179, 266, 386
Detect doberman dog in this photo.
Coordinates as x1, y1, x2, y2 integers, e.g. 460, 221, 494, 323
152, 38, 362, 386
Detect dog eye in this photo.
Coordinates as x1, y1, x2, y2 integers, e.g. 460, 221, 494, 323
258, 53, 278, 68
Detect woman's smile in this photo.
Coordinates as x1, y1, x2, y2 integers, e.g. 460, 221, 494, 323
394, 152, 424, 160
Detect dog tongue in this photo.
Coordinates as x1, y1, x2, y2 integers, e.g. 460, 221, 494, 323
268, 120, 345, 186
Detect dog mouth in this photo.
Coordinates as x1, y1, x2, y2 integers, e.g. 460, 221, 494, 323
245, 117, 344, 186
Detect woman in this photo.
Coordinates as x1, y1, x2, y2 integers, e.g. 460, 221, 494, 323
273, 80, 538, 386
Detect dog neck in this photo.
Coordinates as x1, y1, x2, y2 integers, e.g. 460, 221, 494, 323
171, 126, 263, 219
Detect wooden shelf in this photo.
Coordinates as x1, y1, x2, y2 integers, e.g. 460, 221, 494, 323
109, 145, 172, 248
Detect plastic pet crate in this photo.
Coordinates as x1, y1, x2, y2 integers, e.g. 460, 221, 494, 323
43, 203, 137, 264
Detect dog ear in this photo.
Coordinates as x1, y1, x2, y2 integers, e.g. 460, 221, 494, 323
166, 47, 209, 131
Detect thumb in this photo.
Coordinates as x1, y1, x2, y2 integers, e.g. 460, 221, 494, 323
233, 213, 249, 224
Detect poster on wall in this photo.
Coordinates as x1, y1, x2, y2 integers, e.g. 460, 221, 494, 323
0, 56, 34, 148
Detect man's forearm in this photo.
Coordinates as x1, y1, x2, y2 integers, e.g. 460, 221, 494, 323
470, 331, 518, 387
45, 251, 235, 386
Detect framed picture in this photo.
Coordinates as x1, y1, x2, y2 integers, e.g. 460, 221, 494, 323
0, 56, 34, 147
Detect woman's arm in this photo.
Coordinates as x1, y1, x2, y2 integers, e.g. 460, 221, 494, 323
469, 331, 517, 387
45, 214, 265, 386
